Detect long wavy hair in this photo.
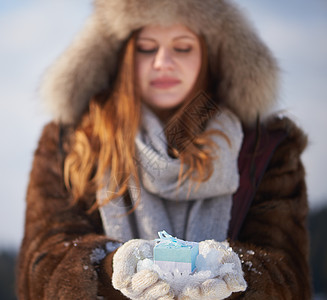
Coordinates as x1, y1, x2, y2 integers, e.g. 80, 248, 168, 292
64, 30, 229, 212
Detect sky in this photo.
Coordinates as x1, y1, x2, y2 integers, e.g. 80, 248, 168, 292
0, 0, 326, 249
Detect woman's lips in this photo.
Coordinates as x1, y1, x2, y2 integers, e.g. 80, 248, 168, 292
150, 77, 181, 89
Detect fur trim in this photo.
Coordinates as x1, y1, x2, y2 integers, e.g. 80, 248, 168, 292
41, 0, 279, 125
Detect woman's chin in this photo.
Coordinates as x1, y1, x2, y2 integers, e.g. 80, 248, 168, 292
144, 96, 186, 111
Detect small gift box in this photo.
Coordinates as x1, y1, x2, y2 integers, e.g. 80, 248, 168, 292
153, 231, 199, 274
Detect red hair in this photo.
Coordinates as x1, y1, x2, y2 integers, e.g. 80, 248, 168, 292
64, 30, 229, 211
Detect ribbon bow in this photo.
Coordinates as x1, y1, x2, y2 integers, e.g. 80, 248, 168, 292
155, 230, 192, 248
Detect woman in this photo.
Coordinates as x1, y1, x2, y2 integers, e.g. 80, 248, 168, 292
17, 0, 311, 299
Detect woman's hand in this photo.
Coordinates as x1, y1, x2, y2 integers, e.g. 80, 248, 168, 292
112, 239, 174, 299
179, 240, 247, 300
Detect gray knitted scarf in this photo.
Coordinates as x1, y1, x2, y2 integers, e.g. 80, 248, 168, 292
98, 105, 243, 243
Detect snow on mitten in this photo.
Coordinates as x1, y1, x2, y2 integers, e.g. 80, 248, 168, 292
179, 240, 246, 300
112, 239, 174, 299
199, 239, 246, 293
199, 240, 246, 292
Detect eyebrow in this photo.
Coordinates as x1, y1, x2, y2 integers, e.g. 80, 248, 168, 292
137, 36, 196, 42
173, 36, 196, 41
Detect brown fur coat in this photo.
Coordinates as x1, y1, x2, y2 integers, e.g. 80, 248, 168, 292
17, 0, 311, 298
17, 116, 311, 299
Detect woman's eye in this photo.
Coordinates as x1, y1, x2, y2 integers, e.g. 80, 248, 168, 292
174, 47, 192, 53
136, 47, 158, 54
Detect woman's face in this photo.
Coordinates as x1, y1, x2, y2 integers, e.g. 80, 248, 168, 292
135, 24, 201, 113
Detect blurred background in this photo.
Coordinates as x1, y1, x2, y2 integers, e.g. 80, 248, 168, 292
0, 0, 326, 299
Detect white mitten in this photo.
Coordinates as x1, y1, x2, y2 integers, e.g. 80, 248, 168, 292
200, 240, 246, 292
221, 248, 247, 292
179, 240, 247, 300
112, 239, 174, 300
180, 278, 232, 300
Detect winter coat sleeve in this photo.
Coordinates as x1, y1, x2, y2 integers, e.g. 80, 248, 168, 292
228, 118, 312, 299
17, 122, 126, 300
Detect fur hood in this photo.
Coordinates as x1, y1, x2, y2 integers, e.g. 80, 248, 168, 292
40, 0, 280, 125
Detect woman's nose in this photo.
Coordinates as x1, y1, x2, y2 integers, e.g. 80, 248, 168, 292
153, 48, 175, 70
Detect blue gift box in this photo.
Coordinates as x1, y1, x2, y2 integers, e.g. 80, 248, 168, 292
153, 231, 199, 274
